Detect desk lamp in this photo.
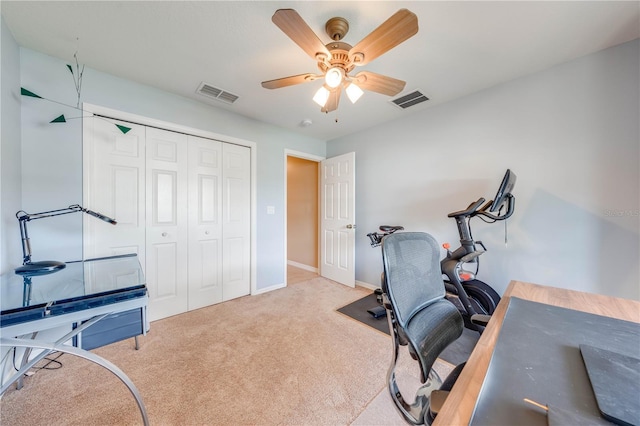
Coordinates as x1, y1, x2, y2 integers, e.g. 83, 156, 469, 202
15, 204, 117, 276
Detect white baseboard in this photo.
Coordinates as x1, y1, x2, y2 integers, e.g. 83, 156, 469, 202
252, 282, 286, 295
253, 278, 377, 295
356, 280, 379, 291
287, 260, 318, 273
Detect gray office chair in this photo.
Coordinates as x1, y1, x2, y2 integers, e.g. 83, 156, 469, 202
381, 232, 465, 425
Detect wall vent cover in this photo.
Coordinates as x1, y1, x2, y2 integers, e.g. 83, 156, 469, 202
196, 82, 239, 104
391, 90, 429, 109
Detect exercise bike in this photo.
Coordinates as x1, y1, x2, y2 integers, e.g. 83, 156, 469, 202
367, 169, 516, 332
441, 169, 516, 331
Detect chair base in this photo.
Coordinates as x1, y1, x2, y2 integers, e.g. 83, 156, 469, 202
388, 361, 442, 425
386, 307, 443, 425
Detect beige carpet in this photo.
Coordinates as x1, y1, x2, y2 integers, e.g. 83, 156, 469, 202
1, 269, 452, 425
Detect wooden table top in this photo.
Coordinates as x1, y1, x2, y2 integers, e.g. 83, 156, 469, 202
434, 280, 640, 426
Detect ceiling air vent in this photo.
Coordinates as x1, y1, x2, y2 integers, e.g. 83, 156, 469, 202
196, 82, 239, 105
391, 90, 429, 109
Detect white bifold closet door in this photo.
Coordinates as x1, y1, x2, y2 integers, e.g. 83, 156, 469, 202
221, 143, 251, 301
84, 117, 250, 322
83, 120, 147, 261
145, 127, 189, 319
187, 135, 223, 310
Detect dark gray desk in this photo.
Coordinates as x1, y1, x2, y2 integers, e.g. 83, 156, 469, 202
470, 297, 640, 425
0, 254, 149, 425
435, 281, 640, 426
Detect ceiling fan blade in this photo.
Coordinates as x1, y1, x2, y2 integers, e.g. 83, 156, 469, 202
349, 9, 418, 66
272, 9, 331, 61
352, 71, 406, 96
321, 88, 341, 113
261, 73, 321, 89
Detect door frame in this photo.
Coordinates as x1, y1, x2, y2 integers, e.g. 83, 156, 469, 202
283, 149, 324, 286
82, 102, 257, 295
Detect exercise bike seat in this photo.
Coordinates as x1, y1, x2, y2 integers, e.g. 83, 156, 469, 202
379, 225, 404, 233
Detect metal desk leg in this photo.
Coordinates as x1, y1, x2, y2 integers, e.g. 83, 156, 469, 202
0, 337, 149, 426
15, 332, 36, 390
7, 314, 109, 391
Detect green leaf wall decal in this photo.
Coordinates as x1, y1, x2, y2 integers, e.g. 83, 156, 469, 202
116, 124, 132, 134
21, 88, 43, 98
50, 114, 67, 123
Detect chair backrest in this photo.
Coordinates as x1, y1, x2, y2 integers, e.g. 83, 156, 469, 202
381, 231, 464, 424
381, 232, 445, 329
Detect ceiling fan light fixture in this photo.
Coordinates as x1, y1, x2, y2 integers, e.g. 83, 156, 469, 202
345, 82, 364, 103
324, 67, 344, 89
263, 9, 419, 115
313, 86, 330, 107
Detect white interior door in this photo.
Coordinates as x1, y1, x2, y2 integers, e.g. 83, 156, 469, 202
222, 143, 251, 301
83, 118, 146, 261
187, 135, 223, 309
145, 127, 189, 321
320, 152, 356, 287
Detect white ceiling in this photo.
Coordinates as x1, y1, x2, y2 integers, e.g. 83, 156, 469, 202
2, 1, 639, 141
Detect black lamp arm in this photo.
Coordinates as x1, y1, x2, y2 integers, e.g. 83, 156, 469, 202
16, 204, 116, 265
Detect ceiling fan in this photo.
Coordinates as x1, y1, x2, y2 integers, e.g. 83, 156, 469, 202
261, 8, 418, 113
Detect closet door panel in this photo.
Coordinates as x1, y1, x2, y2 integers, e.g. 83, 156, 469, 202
146, 128, 189, 321
84, 108, 253, 322
188, 136, 223, 309
222, 143, 251, 301
83, 118, 146, 261
152, 242, 179, 297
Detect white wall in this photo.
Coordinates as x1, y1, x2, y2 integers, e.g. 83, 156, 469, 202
327, 39, 639, 300
14, 47, 326, 292
5, 29, 638, 299
1, 16, 22, 274
0, 15, 23, 388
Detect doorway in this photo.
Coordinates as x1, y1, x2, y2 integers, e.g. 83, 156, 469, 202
286, 156, 318, 279
284, 150, 356, 287
285, 151, 322, 284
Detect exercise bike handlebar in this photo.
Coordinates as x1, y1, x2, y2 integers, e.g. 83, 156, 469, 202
447, 194, 515, 222
447, 197, 486, 218
477, 193, 515, 222
367, 225, 404, 247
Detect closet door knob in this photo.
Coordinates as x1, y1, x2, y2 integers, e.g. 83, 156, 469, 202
205, 231, 210, 235
162, 232, 168, 237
